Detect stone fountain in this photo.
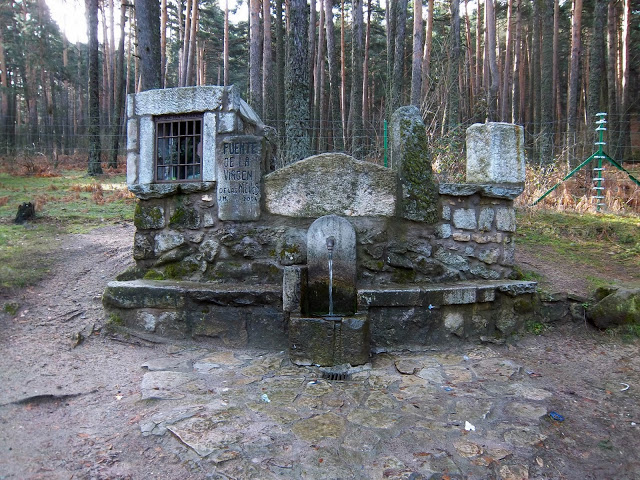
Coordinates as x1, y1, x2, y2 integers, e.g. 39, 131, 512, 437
288, 215, 370, 367
103, 86, 540, 367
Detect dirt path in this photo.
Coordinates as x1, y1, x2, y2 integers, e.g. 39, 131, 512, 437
0, 224, 639, 479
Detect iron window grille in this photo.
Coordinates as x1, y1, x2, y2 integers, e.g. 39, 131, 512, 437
155, 116, 203, 182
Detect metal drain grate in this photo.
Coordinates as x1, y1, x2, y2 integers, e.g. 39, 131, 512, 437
321, 371, 351, 381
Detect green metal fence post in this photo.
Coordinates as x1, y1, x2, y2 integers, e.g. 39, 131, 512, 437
593, 113, 607, 212
384, 119, 388, 168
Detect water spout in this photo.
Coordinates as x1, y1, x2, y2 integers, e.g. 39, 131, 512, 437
326, 236, 335, 316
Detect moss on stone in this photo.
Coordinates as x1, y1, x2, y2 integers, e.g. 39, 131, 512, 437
164, 261, 200, 279
116, 266, 146, 281
169, 197, 200, 230
143, 269, 165, 280
391, 268, 416, 284
107, 313, 124, 326
134, 203, 165, 229
514, 296, 535, 314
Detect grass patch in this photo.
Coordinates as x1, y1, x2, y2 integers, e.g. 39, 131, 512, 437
0, 171, 135, 290
525, 320, 548, 335
511, 265, 544, 283
517, 209, 640, 271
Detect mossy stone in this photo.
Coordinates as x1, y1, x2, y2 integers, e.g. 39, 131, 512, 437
143, 269, 165, 280
169, 205, 200, 230
134, 203, 165, 229
390, 106, 439, 224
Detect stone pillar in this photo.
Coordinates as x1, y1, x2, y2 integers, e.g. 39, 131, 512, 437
389, 106, 439, 223
466, 122, 525, 185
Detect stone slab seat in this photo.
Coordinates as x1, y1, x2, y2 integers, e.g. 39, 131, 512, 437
357, 280, 537, 309
103, 280, 283, 309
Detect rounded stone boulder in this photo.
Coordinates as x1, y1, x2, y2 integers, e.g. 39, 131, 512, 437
586, 287, 640, 329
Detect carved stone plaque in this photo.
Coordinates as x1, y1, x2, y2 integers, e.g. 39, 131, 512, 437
216, 135, 262, 221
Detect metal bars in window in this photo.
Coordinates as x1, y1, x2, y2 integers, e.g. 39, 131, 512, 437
155, 116, 203, 182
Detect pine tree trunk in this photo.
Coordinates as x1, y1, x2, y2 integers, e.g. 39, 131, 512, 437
531, 0, 540, 146
500, 0, 513, 121
386, 0, 395, 116
485, 0, 498, 120
0, 25, 8, 153
464, 0, 474, 115
340, 0, 347, 141
224, 0, 229, 86
180, 0, 192, 86
186, 0, 198, 85
101, 4, 112, 125
448, 0, 460, 128
349, 0, 364, 156
275, 0, 285, 136
136, 0, 162, 91
250, 0, 262, 110
540, 0, 554, 164
284, 0, 310, 164
566, 0, 583, 164
314, 2, 326, 151
108, 0, 127, 168
511, 0, 522, 124
587, 0, 606, 121
617, 0, 630, 160
475, 0, 483, 97
308, 0, 317, 122
263, 0, 274, 123
86, 0, 102, 175
363, 0, 371, 137
161, 0, 167, 87
410, 0, 423, 107
390, 0, 408, 114
421, 0, 434, 100
325, 0, 344, 151
552, 0, 559, 126
606, 0, 619, 160
109, 0, 116, 98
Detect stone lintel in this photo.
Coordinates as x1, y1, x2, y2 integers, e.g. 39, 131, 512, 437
133, 86, 229, 117
129, 182, 216, 199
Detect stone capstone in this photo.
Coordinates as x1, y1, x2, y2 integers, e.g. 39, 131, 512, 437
263, 153, 397, 218
466, 122, 525, 185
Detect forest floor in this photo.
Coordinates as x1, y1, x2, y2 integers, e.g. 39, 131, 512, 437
0, 221, 639, 479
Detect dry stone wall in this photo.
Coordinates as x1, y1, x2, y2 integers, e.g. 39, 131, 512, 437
127, 166, 521, 287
